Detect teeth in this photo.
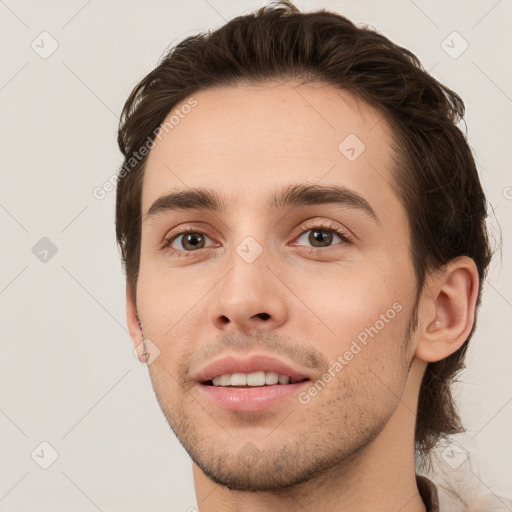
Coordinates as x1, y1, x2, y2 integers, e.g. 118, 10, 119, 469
265, 372, 279, 385
231, 373, 247, 386
211, 371, 303, 387
247, 371, 265, 386
278, 374, 290, 384
218, 374, 231, 386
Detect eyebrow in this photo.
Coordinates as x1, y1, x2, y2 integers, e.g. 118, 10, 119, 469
144, 183, 379, 224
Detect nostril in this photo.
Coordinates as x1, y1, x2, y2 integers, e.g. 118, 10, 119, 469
256, 313, 270, 320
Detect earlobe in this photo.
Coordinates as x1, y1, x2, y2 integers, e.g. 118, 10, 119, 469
415, 256, 480, 363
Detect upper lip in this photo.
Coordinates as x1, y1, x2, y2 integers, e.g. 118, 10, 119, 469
193, 353, 313, 383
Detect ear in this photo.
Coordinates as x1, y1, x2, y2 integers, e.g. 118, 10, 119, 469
414, 256, 480, 363
126, 284, 145, 363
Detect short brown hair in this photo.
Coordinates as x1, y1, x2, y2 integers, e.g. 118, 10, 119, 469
115, 0, 492, 466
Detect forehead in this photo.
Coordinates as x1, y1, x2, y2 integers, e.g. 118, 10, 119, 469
141, 81, 399, 220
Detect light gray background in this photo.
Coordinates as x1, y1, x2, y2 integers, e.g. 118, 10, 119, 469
1, 0, 511, 510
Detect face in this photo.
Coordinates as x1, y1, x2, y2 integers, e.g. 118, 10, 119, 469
131, 81, 420, 491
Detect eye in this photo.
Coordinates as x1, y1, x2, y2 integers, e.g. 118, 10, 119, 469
162, 230, 215, 254
160, 220, 353, 258
291, 220, 353, 251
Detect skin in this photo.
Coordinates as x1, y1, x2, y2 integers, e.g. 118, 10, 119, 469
126, 80, 479, 512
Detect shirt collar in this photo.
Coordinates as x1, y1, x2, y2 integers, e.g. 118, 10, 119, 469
416, 474, 440, 512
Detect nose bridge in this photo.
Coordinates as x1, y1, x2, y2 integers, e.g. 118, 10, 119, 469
208, 214, 288, 331
226, 203, 271, 269
224, 223, 271, 300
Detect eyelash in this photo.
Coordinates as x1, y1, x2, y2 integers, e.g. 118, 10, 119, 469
160, 220, 353, 258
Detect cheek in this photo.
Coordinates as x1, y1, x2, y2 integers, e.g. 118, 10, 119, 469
137, 250, 207, 320
135, 263, 199, 373
312, 289, 411, 417
293, 264, 408, 331
287, 265, 413, 383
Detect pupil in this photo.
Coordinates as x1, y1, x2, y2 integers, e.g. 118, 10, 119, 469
311, 229, 332, 247
184, 233, 203, 249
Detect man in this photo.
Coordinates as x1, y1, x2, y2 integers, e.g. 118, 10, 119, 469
115, 2, 492, 510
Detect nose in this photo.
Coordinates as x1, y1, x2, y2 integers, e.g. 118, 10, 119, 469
208, 249, 288, 334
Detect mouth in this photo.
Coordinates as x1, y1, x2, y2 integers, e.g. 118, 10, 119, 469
202, 371, 310, 388
193, 353, 314, 412
198, 372, 312, 412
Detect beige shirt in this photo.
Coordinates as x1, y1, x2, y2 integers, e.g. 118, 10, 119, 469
417, 474, 440, 512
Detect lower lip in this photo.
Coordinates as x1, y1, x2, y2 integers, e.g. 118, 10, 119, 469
198, 381, 310, 412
